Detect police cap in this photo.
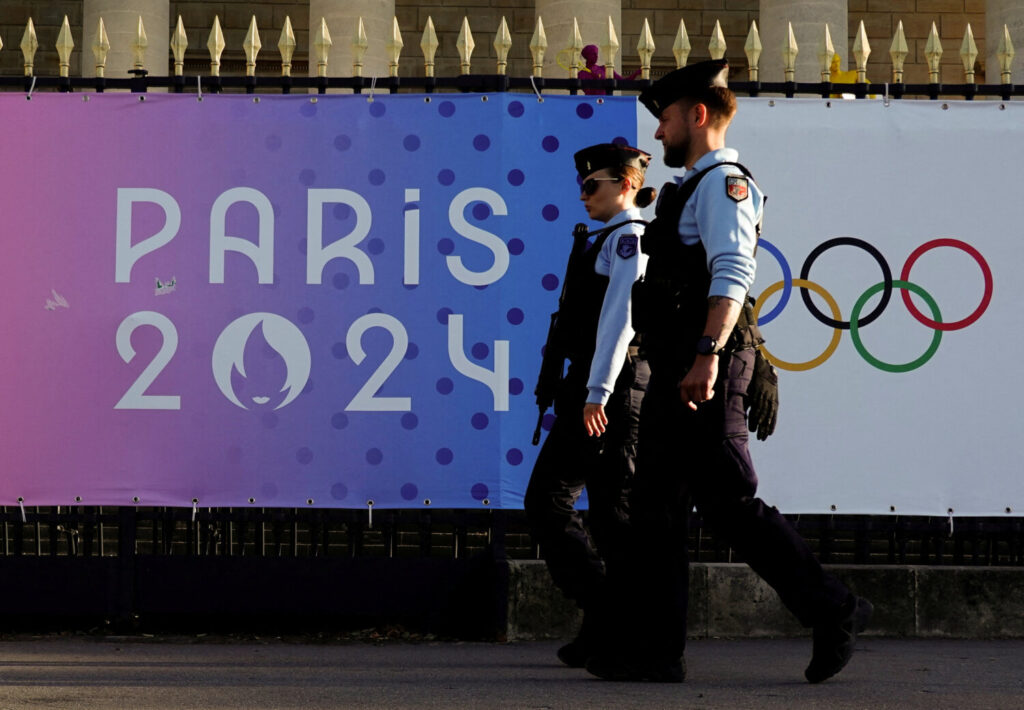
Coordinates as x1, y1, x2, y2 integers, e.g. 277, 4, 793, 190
574, 143, 651, 179
639, 59, 730, 118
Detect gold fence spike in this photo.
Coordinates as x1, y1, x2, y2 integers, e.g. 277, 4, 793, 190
781, 22, 798, 81
494, 17, 511, 75
567, 17, 583, 77
208, 15, 225, 76
819, 24, 835, 81
421, 16, 438, 78
600, 16, 619, 78
744, 21, 762, 81
93, 18, 109, 77
0, 33, 4, 54
457, 17, 475, 75
708, 19, 726, 61
132, 16, 148, 71
21, 18, 38, 77
278, 16, 296, 77
171, 16, 188, 77
853, 20, 871, 83
313, 17, 332, 78
673, 19, 690, 69
352, 17, 368, 77
387, 16, 404, 78
890, 20, 908, 83
243, 15, 262, 77
925, 22, 942, 83
638, 18, 655, 79
998, 24, 1015, 85
530, 16, 547, 77
56, 15, 74, 78
960, 23, 978, 83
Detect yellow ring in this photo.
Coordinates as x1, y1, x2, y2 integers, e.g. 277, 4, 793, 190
752, 278, 843, 371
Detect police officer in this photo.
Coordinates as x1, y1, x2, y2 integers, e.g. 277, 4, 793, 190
525, 143, 653, 668
586, 60, 872, 684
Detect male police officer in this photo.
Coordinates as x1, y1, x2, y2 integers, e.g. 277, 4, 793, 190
586, 60, 872, 684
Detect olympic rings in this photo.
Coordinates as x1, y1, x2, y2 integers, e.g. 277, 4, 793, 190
799, 237, 893, 330
899, 238, 993, 331
753, 279, 842, 371
850, 280, 943, 373
753, 238, 792, 325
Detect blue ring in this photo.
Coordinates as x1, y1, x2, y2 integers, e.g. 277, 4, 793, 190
755, 238, 792, 325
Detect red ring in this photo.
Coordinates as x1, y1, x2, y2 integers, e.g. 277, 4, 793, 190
900, 238, 993, 331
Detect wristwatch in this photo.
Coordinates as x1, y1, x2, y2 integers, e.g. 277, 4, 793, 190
695, 335, 721, 356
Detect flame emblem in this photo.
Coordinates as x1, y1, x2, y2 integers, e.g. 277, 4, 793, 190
212, 313, 311, 410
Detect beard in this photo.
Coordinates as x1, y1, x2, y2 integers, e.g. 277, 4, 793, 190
663, 140, 689, 168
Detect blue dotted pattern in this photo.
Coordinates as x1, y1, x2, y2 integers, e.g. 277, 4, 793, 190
202, 94, 635, 509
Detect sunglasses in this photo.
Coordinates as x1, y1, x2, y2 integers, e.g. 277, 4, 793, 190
581, 177, 622, 196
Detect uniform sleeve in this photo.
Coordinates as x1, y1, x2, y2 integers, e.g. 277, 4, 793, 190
693, 169, 761, 303
586, 227, 647, 405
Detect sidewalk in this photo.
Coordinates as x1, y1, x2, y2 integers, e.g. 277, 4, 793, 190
0, 636, 1022, 709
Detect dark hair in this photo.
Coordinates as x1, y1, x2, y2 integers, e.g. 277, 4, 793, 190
615, 165, 656, 208
635, 186, 657, 208
685, 86, 737, 127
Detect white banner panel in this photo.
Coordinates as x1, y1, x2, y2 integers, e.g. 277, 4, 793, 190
638, 98, 1022, 516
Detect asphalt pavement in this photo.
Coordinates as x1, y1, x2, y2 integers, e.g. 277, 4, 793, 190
0, 636, 1022, 709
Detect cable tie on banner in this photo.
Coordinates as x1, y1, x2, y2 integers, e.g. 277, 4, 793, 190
529, 76, 542, 102
367, 76, 377, 101
948, 508, 955, 537
192, 499, 198, 523
367, 500, 374, 528
883, 83, 890, 107
17, 498, 26, 523
197, 75, 202, 100
27, 76, 36, 99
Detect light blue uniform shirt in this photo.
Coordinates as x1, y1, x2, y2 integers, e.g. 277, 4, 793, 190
585, 206, 647, 406
678, 148, 763, 303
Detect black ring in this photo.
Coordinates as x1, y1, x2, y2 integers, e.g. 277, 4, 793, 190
799, 237, 893, 330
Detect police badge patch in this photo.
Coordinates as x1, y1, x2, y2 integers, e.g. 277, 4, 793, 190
616, 235, 638, 259
726, 175, 749, 202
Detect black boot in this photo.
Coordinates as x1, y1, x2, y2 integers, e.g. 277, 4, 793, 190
805, 596, 874, 683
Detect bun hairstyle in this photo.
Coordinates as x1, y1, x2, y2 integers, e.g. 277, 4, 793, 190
618, 164, 656, 208
635, 186, 657, 208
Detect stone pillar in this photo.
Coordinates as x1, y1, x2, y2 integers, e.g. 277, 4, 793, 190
81, 0, 169, 78
759, 0, 847, 83
535, 0, 622, 78
309, 0, 395, 78
987, 0, 1024, 84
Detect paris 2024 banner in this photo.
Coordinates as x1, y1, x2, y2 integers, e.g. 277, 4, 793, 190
1, 92, 1019, 516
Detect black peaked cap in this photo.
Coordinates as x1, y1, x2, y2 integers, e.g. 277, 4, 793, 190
573, 143, 651, 179
639, 59, 729, 117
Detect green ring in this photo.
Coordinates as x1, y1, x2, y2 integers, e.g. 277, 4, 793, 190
849, 280, 942, 373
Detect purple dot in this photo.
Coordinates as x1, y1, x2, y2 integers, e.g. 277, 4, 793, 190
472, 342, 490, 360
542, 274, 560, 291
331, 412, 349, 429
542, 204, 560, 222
509, 378, 524, 395
297, 447, 314, 465
369, 169, 385, 186
542, 135, 560, 152
401, 412, 418, 430
439, 101, 456, 117
506, 449, 524, 465
506, 308, 524, 325
297, 307, 315, 324
369, 102, 386, 117
508, 101, 525, 117
403, 134, 421, 151
299, 169, 316, 186
333, 272, 350, 290
331, 483, 349, 500
302, 379, 314, 395
333, 203, 352, 221
436, 307, 453, 324
507, 169, 524, 186
438, 169, 455, 186
334, 134, 352, 151
437, 238, 455, 255
542, 413, 555, 431
471, 412, 489, 430
508, 238, 524, 255
612, 136, 629, 146
436, 377, 454, 394
368, 238, 385, 255
473, 134, 491, 151
576, 103, 595, 119
436, 448, 454, 465
471, 483, 489, 501
405, 342, 420, 360
262, 412, 279, 429
331, 342, 347, 359
401, 483, 418, 500
367, 306, 383, 314
265, 135, 282, 151
366, 448, 383, 465
472, 203, 491, 220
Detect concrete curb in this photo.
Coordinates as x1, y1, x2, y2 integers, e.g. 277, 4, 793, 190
506, 560, 1024, 640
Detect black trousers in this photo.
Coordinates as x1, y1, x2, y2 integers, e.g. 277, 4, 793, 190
524, 357, 649, 610
619, 348, 851, 660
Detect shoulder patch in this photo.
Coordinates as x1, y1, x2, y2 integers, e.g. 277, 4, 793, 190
726, 175, 749, 202
616, 234, 638, 259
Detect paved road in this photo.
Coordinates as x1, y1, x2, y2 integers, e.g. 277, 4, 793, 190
0, 636, 1022, 709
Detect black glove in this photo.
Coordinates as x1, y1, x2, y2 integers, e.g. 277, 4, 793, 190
746, 348, 778, 441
